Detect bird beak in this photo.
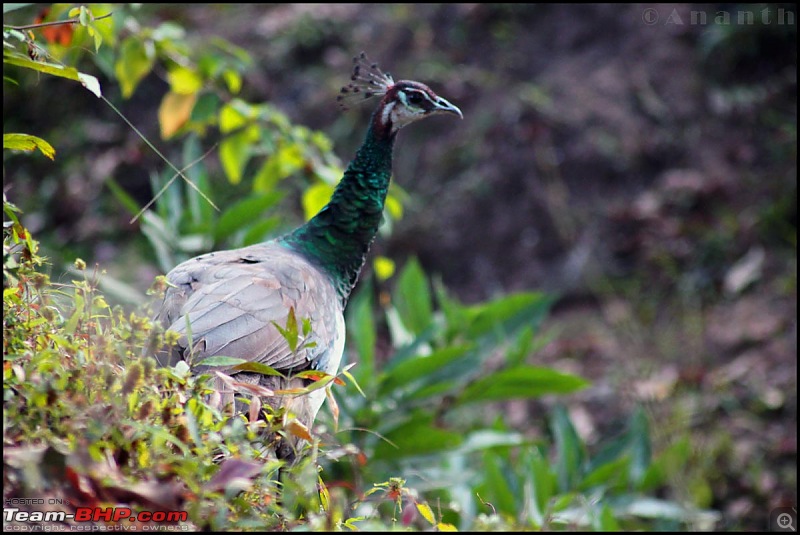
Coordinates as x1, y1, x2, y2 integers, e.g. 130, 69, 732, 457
432, 96, 463, 119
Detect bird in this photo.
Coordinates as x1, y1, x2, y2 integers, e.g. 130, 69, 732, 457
152, 52, 462, 462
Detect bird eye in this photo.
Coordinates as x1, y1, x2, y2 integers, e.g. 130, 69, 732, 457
406, 91, 424, 106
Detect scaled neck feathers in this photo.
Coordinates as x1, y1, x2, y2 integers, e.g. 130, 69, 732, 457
279, 115, 396, 305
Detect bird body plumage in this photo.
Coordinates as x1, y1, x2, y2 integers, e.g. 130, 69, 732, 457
153, 53, 461, 461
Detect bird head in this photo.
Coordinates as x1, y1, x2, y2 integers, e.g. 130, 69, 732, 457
338, 52, 462, 137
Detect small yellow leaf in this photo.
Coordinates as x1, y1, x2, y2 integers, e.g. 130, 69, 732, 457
167, 66, 203, 95
286, 420, 313, 442
159, 91, 197, 139
385, 195, 403, 220
3, 133, 56, 160
416, 502, 435, 525
318, 474, 330, 511
436, 522, 458, 531
302, 183, 334, 221
223, 69, 242, 94
373, 256, 396, 281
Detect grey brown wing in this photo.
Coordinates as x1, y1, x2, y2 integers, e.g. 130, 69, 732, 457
154, 245, 342, 374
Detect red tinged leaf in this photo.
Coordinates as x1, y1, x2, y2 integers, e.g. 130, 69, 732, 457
34, 8, 75, 46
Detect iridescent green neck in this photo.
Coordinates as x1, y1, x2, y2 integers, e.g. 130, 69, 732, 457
279, 121, 395, 304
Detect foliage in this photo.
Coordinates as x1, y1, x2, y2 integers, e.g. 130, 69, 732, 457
3, 198, 718, 530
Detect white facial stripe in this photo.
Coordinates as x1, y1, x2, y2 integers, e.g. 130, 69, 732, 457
381, 100, 396, 127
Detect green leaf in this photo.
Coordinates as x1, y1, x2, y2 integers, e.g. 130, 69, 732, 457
3, 134, 55, 160
219, 128, 257, 185
115, 36, 154, 98
214, 192, 283, 242
240, 217, 282, 246
274, 143, 304, 179
594, 504, 622, 531
465, 291, 552, 340
379, 345, 471, 396
458, 366, 588, 404
579, 455, 630, 490
551, 405, 587, 493
196, 356, 247, 367
346, 288, 375, 391
374, 414, 463, 460
230, 361, 285, 377
272, 307, 299, 352
526, 447, 556, 525
219, 100, 250, 132
628, 406, 652, 486
3, 55, 102, 97
476, 450, 517, 515
394, 257, 433, 335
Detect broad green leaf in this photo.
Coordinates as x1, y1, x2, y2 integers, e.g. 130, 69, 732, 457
394, 257, 433, 335
579, 454, 630, 490
214, 192, 283, 242
458, 366, 588, 404
230, 361, 285, 377
181, 136, 213, 227
115, 36, 154, 98
594, 504, 622, 531
526, 447, 556, 525
3, 55, 101, 97
379, 345, 471, 396
374, 414, 463, 460
241, 216, 282, 246
190, 92, 221, 124
196, 356, 247, 367
465, 291, 552, 340
346, 288, 375, 390
476, 450, 517, 515
551, 405, 587, 493
3, 134, 55, 160
253, 143, 305, 193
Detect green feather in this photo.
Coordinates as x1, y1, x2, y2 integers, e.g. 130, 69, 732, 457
279, 119, 395, 304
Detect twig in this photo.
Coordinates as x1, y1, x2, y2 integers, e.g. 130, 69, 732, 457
4, 12, 113, 31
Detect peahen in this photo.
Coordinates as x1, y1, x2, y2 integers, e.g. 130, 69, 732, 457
152, 53, 462, 461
